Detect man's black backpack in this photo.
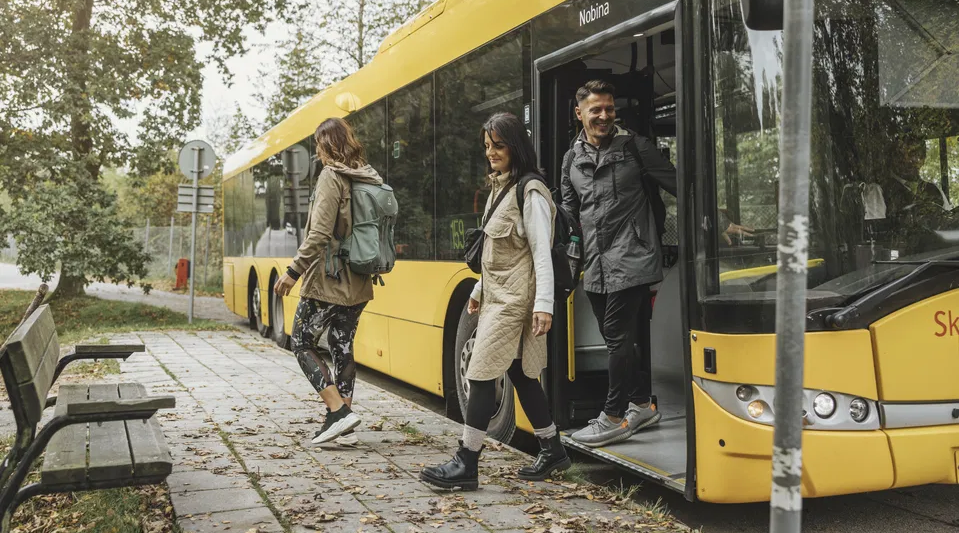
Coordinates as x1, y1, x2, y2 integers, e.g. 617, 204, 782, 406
515, 173, 583, 297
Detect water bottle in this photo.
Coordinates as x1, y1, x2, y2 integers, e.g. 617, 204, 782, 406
566, 235, 582, 283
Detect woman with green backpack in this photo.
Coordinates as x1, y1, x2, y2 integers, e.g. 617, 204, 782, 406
419, 112, 572, 491
274, 117, 386, 445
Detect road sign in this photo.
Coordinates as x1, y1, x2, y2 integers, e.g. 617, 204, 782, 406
282, 144, 310, 184
177, 185, 215, 213
178, 140, 216, 180
176, 139, 218, 325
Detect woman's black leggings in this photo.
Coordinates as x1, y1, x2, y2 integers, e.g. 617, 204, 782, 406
466, 359, 553, 431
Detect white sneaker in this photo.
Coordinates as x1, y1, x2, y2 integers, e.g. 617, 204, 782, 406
312, 406, 361, 444
335, 430, 359, 446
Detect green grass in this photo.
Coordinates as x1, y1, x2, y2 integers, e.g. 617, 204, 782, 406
1, 289, 236, 344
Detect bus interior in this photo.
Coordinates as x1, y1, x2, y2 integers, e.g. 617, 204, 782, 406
540, 24, 689, 489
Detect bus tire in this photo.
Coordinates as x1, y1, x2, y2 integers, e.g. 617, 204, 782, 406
249, 272, 270, 338
453, 302, 516, 445
270, 274, 291, 349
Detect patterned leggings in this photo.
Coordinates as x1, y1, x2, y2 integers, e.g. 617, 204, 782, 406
290, 298, 366, 399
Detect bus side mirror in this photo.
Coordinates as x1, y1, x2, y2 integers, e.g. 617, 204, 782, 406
741, 0, 783, 31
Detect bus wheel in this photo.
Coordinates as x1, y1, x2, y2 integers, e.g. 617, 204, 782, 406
249, 276, 270, 338
453, 302, 516, 444
271, 286, 290, 349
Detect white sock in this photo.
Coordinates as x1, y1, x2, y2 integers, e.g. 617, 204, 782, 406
533, 424, 557, 439
462, 425, 486, 452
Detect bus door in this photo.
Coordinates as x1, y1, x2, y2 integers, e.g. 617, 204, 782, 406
535, 8, 690, 494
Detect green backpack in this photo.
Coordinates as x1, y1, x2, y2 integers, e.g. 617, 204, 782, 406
326, 181, 398, 285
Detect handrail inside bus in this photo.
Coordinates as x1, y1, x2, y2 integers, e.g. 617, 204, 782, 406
718, 258, 824, 282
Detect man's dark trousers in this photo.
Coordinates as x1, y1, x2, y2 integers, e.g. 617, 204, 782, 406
586, 284, 653, 419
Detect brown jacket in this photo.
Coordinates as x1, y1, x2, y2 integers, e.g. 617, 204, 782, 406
288, 163, 383, 306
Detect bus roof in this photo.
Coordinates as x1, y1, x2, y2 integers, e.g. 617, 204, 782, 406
223, 0, 565, 179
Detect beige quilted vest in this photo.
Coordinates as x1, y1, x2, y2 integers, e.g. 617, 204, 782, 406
466, 172, 555, 382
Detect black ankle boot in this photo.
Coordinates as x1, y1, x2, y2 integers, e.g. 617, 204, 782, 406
419, 440, 483, 490
518, 433, 571, 481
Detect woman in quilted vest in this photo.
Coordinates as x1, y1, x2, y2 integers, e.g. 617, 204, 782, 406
274, 118, 384, 446
420, 112, 571, 491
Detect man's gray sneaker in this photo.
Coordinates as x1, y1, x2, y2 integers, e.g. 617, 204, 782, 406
570, 413, 632, 448
626, 402, 662, 435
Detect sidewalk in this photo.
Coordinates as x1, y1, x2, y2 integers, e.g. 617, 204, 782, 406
108, 328, 692, 533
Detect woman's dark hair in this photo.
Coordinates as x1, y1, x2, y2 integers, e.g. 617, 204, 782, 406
314, 117, 367, 169
482, 112, 543, 180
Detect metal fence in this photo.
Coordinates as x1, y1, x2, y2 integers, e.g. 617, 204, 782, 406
1, 235, 16, 263
132, 218, 223, 287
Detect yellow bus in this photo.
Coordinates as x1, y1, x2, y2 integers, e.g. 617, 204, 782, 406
222, 0, 959, 503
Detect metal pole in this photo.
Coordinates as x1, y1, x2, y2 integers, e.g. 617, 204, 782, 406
203, 217, 211, 285
188, 147, 200, 324
168, 216, 175, 274
144, 218, 151, 251
770, 0, 814, 531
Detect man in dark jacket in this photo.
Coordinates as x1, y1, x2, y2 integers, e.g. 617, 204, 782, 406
562, 80, 677, 448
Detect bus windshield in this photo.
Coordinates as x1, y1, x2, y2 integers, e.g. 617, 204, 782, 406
707, 0, 959, 302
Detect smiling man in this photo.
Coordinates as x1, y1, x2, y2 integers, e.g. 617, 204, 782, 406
561, 79, 677, 448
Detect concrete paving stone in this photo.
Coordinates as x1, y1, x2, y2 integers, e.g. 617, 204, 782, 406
304, 445, 385, 466
162, 416, 218, 432
277, 491, 368, 518
258, 477, 339, 497
230, 433, 298, 448
172, 487, 265, 515
323, 460, 413, 482
288, 513, 392, 533
168, 469, 250, 493
342, 477, 436, 501
375, 442, 447, 458
387, 453, 456, 474
178, 507, 283, 533
166, 427, 222, 441
361, 496, 450, 524
235, 444, 312, 462
452, 480, 531, 507
459, 503, 537, 530
389, 519, 487, 532
244, 458, 313, 478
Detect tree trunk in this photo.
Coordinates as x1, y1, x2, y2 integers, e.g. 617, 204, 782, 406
54, 269, 87, 299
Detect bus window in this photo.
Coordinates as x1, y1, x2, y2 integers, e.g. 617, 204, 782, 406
435, 28, 527, 261
706, 0, 959, 315
388, 76, 435, 260
348, 100, 388, 178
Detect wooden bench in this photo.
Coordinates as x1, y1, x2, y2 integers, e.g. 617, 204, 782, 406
0, 304, 176, 532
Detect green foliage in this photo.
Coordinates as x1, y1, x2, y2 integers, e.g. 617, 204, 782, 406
0, 0, 298, 296
311, 0, 432, 78
256, 30, 329, 131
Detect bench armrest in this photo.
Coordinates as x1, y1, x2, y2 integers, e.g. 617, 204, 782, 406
52, 344, 146, 384
66, 396, 176, 416
74, 344, 145, 355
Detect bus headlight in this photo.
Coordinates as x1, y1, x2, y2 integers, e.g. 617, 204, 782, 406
850, 398, 869, 422
813, 393, 836, 418
736, 385, 755, 401
747, 400, 766, 419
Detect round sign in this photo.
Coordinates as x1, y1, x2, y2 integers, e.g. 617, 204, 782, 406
282, 144, 311, 184
178, 140, 217, 181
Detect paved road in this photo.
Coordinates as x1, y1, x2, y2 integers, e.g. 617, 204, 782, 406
0, 263, 244, 325
3, 263, 958, 532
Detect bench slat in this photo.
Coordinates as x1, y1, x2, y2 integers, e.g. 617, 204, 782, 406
18, 330, 60, 425
5, 305, 57, 384
42, 384, 89, 485
119, 384, 173, 479
87, 384, 134, 482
